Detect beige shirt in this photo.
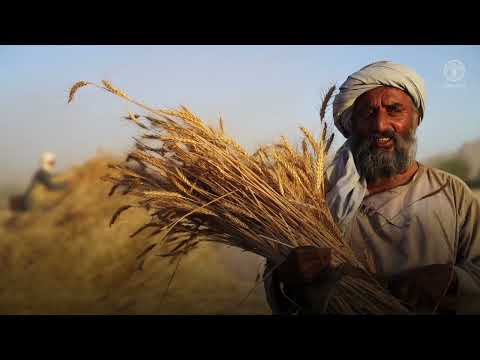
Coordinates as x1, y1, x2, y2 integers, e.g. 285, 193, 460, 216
264, 164, 480, 314
345, 164, 480, 313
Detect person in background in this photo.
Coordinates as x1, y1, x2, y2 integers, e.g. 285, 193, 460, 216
9, 152, 70, 212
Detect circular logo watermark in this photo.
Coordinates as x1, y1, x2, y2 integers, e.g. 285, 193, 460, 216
443, 59, 466, 83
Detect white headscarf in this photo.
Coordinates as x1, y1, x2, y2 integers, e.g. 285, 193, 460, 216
326, 61, 427, 234
325, 138, 368, 234
332, 60, 427, 138
41, 152, 56, 172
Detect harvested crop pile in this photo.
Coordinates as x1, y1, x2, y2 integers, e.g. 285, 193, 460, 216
0, 155, 269, 314
69, 80, 410, 314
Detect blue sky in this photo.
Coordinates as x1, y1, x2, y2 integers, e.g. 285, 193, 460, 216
1, 45, 479, 186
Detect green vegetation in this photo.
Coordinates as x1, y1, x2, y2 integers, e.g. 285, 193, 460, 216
436, 156, 471, 181
467, 176, 480, 189
432, 156, 480, 190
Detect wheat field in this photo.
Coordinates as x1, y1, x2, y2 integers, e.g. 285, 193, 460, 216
0, 155, 270, 315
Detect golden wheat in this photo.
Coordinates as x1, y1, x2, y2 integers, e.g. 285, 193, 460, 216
69, 80, 410, 314
68, 81, 90, 104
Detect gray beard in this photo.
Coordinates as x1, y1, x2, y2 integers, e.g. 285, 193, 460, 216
351, 130, 417, 183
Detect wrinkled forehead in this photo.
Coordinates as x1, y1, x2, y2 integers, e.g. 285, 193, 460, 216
354, 86, 416, 109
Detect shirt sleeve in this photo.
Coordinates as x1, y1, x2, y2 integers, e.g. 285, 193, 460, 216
37, 170, 68, 191
452, 180, 480, 312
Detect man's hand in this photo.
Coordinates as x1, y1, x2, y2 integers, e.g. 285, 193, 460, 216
273, 246, 334, 312
388, 264, 458, 314
277, 246, 332, 287
275, 247, 380, 313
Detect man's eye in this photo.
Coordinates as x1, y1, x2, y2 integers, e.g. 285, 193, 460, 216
361, 109, 374, 117
387, 105, 401, 112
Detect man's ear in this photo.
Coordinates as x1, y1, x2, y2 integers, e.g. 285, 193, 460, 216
414, 111, 421, 128
410, 106, 420, 129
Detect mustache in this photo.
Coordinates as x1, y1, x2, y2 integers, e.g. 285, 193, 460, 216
366, 129, 416, 146
351, 129, 417, 182
371, 129, 395, 140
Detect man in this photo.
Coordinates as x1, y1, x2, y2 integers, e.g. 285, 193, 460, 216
9, 152, 70, 212
264, 61, 480, 314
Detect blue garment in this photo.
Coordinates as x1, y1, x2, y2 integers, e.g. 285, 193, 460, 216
14, 169, 68, 212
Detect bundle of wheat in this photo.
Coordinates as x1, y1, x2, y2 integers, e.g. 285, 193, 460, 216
68, 80, 410, 314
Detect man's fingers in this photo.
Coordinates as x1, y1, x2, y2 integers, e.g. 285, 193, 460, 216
277, 246, 333, 286
298, 259, 331, 274
289, 247, 332, 266
389, 279, 411, 301
387, 264, 456, 313
288, 248, 332, 273
292, 246, 331, 258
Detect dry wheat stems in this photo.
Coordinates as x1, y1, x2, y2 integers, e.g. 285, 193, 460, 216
68, 80, 410, 314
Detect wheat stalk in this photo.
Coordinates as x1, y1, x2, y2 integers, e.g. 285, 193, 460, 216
68, 81, 91, 104
68, 80, 410, 314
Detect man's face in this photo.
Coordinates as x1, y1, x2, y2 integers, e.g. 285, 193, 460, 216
350, 86, 419, 182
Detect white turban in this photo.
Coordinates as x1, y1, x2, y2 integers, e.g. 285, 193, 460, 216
332, 61, 427, 138
41, 152, 56, 172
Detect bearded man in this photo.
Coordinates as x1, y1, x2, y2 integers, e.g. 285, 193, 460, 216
264, 61, 480, 314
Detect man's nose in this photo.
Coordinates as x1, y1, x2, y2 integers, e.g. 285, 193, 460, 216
371, 109, 392, 134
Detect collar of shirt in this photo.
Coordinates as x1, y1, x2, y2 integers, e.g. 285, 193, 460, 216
359, 164, 427, 228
